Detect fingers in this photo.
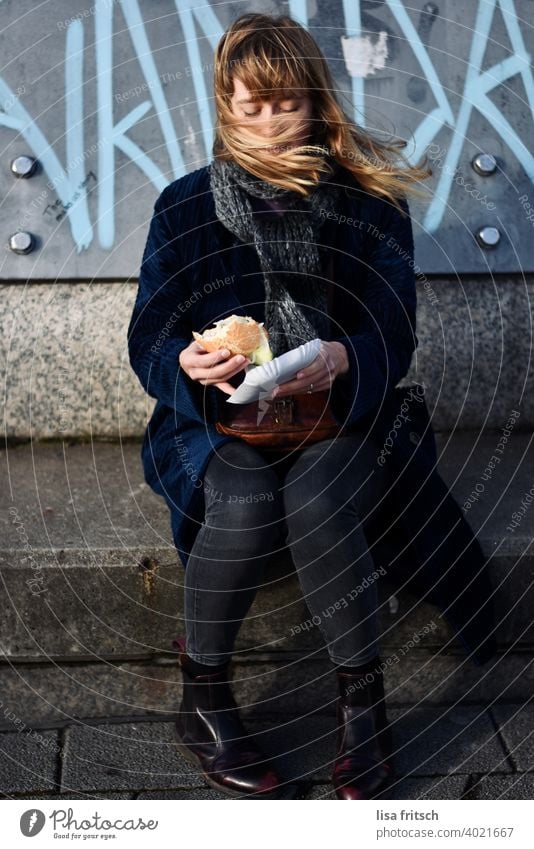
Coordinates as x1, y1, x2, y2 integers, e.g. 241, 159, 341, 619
214, 382, 236, 396
198, 354, 249, 383
274, 358, 334, 397
186, 343, 232, 368
186, 350, 250, 385
275, 377, 331, 398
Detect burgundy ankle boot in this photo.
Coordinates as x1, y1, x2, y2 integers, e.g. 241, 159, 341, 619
332, 657, 395, 800
173, 642, 282, 798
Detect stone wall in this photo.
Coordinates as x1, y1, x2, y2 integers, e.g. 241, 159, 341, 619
2, 277, 532, 439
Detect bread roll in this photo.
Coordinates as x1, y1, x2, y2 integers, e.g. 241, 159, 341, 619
193, 314, 273, 364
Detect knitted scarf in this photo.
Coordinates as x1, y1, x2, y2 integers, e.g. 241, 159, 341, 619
209, 152, 342, 357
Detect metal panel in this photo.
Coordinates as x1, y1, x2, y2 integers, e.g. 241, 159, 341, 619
0, 0, 532, 278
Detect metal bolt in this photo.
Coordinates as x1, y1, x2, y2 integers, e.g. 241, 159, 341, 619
475, 226, 500, 248
471, 153, 497, 176
8, 231, 34, 254
10, 155, 38, 178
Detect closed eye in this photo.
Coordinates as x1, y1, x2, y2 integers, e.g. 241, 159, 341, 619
243, 107, 299, 117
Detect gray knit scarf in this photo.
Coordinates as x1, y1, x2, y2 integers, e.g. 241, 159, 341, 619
209, 152, 342, 357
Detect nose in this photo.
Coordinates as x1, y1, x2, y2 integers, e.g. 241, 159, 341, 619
260, 110, 291, 141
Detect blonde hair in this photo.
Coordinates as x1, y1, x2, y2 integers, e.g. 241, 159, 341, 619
213, 12, 432, 215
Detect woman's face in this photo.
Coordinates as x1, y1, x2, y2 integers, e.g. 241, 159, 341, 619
229, 77, 314, 153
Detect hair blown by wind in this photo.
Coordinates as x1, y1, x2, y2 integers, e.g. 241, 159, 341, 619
212, 12, 432, 215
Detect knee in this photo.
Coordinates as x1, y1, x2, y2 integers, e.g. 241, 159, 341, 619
282, 446, 375, 530
203, 441, 282, 532
283, 475, 345, 533
282, 452, 346, 524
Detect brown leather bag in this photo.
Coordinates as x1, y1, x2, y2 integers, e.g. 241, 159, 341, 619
215, 389, 348, 450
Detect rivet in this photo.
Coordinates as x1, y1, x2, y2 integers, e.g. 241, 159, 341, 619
471, 153, 497, 176
475, 226, 500, 248
10, 155, 38, 178
8, 231, 35, 254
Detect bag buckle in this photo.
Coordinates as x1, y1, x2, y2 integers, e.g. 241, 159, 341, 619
273, 396, 294, 425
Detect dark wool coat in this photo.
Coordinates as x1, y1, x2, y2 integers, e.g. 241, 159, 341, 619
127, 164, 497, 667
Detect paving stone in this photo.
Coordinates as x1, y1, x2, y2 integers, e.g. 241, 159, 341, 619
0, 730, 60, 794
305, 775, 469, 800
0, 792, 135, 799
468, 773, 534, 799
60, 721, 202, 793
137, 788, 235, 800
490, 702, 534, 772
244, 706, 510, 784
391, 705, 511, 777
137, 781, 309, 800
388, 774, 469, 800
304, 784, 337, 799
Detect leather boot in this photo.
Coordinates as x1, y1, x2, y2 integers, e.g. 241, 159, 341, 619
173, 643, 282, 798
332, 657, 395, 800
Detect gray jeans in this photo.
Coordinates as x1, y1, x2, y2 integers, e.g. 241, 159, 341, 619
184, 432, 390, 667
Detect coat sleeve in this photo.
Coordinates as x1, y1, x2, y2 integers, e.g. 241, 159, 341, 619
331, 196, 418, 425
127, 184, 212, 424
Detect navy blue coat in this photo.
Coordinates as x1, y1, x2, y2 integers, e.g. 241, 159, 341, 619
127, 164, 497, 667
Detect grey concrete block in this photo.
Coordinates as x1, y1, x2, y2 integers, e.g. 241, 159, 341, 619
0, 660, 182, 728
1, 651, 532, 733
1, 435, 534, 660
232, 651, 534, 717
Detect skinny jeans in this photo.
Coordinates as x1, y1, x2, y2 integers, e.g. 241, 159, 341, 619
183, 432, 390, 667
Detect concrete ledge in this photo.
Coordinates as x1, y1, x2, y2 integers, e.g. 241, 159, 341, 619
0, 651, 533, 730
1, 432, 533, 660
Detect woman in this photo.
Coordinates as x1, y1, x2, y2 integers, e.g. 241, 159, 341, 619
128, 13, 496, 800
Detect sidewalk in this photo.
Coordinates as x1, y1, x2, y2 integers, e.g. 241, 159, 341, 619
0, 648, 533, 800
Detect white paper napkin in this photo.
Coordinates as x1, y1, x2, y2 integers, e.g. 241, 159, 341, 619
226, 338, 323, 405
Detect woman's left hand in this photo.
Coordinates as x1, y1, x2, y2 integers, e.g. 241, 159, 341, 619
272, 341, 350, 398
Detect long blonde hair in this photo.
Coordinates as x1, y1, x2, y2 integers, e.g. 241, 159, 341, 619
213, 12, 432, 215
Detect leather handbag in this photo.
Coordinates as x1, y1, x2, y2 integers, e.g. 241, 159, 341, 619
215, 388, 348, 450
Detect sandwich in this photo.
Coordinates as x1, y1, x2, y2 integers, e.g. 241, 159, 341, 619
192, 314, 273, 366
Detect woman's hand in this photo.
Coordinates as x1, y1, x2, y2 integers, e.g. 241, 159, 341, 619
179, 340, 251, 396
272, 341, 350, 398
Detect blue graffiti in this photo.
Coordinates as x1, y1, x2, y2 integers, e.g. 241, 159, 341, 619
0, 0, 531, 252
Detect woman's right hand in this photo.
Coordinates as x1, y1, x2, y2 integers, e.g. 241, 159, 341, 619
179, 340, 250, 396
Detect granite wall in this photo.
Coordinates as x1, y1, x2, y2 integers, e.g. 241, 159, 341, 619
2, 277, 532, 439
